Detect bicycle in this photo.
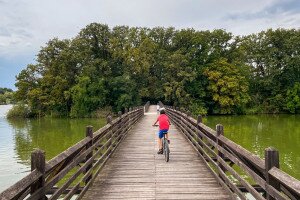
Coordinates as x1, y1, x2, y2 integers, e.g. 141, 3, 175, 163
153, 125, 170, 162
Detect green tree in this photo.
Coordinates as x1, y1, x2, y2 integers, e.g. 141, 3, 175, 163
204, 59, 249, 114
286, 82, 300, 113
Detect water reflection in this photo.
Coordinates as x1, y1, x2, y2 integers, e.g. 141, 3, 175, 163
1, 106, 300, 192
205, 114, 300, 180
7, 118, 106, 162
0, 106, 105, 192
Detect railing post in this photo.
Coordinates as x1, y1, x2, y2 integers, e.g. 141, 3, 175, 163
197, 115, 203, 155
197, 115, 202, 124
31, 149, 46, 199
85, 126, 93, 184
125, 108, 128, 113
106, 115, 112, 124
128, 108, 132, 126
118, 111, 122, 118
265, 147, 280, 200
117, 111, 123, 139
187, 111, 191, 117
216, 124, 225, 175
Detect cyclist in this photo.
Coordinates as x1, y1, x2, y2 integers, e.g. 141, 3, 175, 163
153, 108, 171, 154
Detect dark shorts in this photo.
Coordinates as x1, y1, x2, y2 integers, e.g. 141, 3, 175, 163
158, 129, 168, 139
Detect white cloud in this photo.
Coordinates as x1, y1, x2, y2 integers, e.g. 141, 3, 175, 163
1, 0, 300, 88
0, 0, 299, 57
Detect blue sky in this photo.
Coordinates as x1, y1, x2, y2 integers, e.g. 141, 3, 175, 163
1, 0, 300, 89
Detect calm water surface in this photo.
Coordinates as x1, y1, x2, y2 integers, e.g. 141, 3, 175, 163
0, 106, 299, 192
0, 105, 105, 192
205, 115, 300, 180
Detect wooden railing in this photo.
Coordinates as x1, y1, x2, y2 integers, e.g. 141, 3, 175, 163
160, 103, 300, 200
0, 106, 144, 200
144, 101, 150, 112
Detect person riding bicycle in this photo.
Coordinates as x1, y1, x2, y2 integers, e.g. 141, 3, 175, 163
153, 108, 171, 154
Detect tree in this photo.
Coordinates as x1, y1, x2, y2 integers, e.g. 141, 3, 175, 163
286, 82, 300, 113
13, 23, 300, 117
204, 59, 249, 114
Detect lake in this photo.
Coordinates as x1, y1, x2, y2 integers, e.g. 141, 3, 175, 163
205, 114, 300, 181
0, 105, 299, 192
0, 105, 106, 192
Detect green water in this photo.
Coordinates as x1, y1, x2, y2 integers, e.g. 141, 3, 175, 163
0, 105, 106, 192
204, 114, 300, 181
0, 106, 299, 193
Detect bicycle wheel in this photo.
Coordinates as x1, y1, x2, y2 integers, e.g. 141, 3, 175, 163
164, 138, 169, 162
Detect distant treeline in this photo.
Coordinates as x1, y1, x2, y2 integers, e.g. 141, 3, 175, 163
12, 23, 300, 117
0, 87, 14, 105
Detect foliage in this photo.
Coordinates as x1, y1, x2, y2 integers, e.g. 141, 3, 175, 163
13, 24, 300, 117
203, 59, 249, 114
7, 104, 32, 118
241, 29, 300, 113
0, 87, 13, 94
286, 82, 300, 113
0, 87, 14, 105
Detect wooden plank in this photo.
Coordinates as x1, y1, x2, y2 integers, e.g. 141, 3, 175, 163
169, 108, 270, 195
217, 156, 265, 200
0, 170, 42, 200
265, 147, 280, 200
217, 142, 267, 189
27, 145, 95, 200
30, 149, 46, 199
219, 135, 265, 173
45, 137, 91, 173
174, 118, 243, 199
85, 126, 93, 185
82, 105, 231, 200
269, 167, 300, 198
0, 107, 144, 200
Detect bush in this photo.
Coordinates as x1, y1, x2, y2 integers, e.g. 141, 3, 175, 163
90, 106, 113, 118
189, 101, 208, 116
286, 82, 300, 113
7, 104, 32, 118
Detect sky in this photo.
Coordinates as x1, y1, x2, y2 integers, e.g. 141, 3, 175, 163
1, 0, 300, 89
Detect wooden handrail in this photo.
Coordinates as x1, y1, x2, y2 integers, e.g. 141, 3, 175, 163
269, 167, 300, 198
160, 103, 300, 200
0, 105, 145, 200
0, 170, 42, 200
144, 101, 150, 112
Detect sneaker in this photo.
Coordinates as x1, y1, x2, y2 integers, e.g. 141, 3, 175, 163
157, 149, 163, 154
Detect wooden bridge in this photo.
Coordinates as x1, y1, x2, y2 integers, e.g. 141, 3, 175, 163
1, 103, 300, 200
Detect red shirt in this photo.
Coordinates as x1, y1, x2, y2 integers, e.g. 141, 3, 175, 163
157, 114, 170, 130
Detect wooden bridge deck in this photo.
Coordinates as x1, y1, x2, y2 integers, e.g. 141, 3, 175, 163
82, 106, 231, 200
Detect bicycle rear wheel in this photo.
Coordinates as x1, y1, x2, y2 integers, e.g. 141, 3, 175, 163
164, 139, 169, 162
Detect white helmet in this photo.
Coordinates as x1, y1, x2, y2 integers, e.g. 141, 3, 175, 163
159, 107, 165, 111
159, 107, 166, 114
